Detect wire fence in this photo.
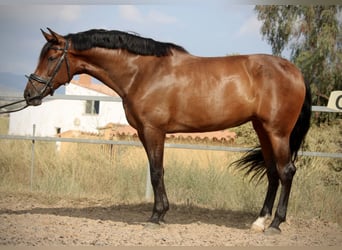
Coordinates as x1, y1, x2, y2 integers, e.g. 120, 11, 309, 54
1, 94, 341, 112
1, 95, 341, 196
0, 133, 341, 159
1, 94, 341, 159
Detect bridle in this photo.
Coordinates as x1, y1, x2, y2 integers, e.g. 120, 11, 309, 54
0, 39, 72, 114
25, 40, 71, 98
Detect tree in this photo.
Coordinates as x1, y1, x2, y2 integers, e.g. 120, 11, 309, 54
255, 5, 342, 108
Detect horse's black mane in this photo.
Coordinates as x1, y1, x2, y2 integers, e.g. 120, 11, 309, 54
64, 29, 188, 56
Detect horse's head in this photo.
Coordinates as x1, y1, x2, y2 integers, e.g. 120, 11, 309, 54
24, 28, 72, 106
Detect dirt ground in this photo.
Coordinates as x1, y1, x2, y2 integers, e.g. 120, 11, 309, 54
0, 192, 340, 246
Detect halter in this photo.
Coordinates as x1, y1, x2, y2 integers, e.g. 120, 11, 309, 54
25, 40, 71, 98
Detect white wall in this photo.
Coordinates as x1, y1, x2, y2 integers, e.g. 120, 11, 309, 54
8, 83, 128, 136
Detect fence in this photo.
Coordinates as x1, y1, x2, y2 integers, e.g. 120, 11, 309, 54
0, 132, 341, 159
1, 94, 341, 158
1, 95, 341, 197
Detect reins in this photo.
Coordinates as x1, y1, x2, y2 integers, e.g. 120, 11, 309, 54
0, 99, 28, 114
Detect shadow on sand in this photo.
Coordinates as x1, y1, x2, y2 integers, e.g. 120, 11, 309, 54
1, 202, 256, 230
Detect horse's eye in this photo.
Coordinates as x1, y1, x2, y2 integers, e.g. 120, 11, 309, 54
48, 56, 57, 62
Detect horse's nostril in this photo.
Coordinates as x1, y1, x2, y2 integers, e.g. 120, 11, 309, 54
24, 89, 31, 100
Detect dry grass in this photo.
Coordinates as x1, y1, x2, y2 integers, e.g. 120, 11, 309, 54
0, 117, 341, 224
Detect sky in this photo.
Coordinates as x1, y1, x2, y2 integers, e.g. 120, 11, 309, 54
0, 2, 272, 79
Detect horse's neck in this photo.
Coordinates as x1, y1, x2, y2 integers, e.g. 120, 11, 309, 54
76, 48, 144, 98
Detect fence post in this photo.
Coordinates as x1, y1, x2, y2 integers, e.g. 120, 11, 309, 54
145, 163, 153, 201
30, 124, 36, 191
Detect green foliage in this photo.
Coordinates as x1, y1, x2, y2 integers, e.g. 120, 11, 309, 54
255, 5, 342, 108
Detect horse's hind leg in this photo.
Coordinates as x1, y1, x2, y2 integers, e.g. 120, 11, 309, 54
265, 133, 296, 234
251, 121, 280, 232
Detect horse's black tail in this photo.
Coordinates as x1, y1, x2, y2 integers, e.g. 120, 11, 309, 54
232, 81, 312, 181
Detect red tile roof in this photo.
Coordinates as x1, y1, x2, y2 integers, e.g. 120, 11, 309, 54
100, 123, 236, 143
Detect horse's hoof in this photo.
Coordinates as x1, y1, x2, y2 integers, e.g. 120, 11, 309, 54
264, 227, 281, 235
250, 223, 265, 233
250, 215, 271, 233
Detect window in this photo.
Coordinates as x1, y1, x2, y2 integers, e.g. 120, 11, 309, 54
85, 100, 100, 115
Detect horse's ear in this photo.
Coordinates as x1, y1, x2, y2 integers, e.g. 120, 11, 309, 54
41, 28, 64, 43
47, 28, 63, 40
41, 28, 55, 42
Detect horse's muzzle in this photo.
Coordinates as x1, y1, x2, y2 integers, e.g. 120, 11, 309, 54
24, 88, 43, 106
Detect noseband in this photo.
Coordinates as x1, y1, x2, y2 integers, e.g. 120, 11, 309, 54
25, 41, 71, 98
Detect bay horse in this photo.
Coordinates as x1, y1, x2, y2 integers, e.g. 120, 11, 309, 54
24, 28, 311, 234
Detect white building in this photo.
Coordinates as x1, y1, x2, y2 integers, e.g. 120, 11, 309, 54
9, 74, 128, 136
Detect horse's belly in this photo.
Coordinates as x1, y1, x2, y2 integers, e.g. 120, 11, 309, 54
168, 104, 252, 133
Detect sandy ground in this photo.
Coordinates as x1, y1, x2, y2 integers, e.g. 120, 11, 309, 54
0, 192, 340, 246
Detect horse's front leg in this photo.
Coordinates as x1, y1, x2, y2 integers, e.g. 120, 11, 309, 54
138, 126, 169, 224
